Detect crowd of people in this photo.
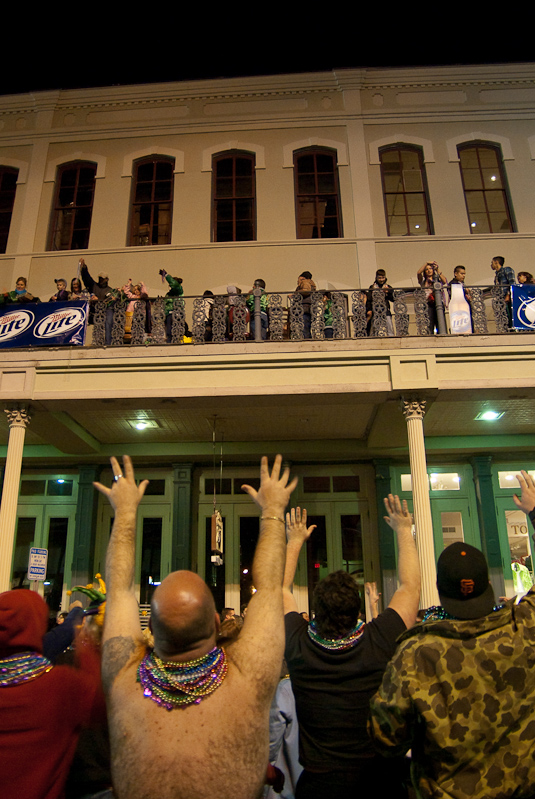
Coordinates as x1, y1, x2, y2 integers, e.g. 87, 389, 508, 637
1, 256, 531, 344
3, 454, 535, 799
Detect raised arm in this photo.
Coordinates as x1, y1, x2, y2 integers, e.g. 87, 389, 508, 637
514, 471, 535, 530
229, 456, 297, 689
383, 494, 420, 629
93, 455, 148, 690
283, 507, 316, 614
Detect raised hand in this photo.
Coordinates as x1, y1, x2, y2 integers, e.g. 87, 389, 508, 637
94, 455, 149, 513
513, 470, 535, 514
242, 455, 297, 514
286, 506, 316, 544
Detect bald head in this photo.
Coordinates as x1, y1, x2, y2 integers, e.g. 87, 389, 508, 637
150, 571, 218, 659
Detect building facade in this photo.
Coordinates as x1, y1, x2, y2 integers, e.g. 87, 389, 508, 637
1, 63, 535, 617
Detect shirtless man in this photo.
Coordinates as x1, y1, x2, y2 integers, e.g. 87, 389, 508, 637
95, 454, 297, 799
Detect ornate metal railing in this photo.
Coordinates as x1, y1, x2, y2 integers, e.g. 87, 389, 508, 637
86, 285, 518, 346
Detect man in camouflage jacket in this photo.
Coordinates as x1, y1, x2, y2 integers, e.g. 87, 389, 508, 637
370, 470, 535, 799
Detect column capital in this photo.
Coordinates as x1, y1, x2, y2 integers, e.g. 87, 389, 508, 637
4, 405, 31, 429
401, 398, 427, 421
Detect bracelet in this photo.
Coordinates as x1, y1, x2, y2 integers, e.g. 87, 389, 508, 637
261, 516, 286, 525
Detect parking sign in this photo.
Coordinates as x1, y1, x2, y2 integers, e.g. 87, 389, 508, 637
28, 547, 48, 581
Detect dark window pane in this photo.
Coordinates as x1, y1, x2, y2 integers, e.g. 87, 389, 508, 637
48, 161, 96, 251
140, 517, 162, 605
303, 475, 330, 493
212, 151, 256, 242
130, 157, 174, 246
204, 478, 232, 495
20, 480, 46, 496
458, 143, 514, 234
294, 148, 341, 239
332, 475, 360, 492
143, 479, 166, 496
46, 480, 73, 496
380, 145, 433, 236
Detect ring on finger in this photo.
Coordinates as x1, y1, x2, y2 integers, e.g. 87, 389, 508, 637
114, 474, 123, 482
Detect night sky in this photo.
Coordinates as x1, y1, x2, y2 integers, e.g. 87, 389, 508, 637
3, 17, 532, 97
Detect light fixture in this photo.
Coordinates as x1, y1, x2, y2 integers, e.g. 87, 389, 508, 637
128, 419, 160, 431
475, 410, 505, 421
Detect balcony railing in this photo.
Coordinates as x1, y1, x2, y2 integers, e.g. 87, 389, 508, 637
88, 285, 514, 347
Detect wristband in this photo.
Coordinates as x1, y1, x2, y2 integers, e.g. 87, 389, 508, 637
261, 516, 286, 525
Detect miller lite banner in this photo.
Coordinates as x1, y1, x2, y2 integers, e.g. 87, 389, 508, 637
512, 285, 535, 331
0, 301, 88, 348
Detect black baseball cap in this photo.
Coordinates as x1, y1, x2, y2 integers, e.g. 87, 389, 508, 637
437, 542, 495, 620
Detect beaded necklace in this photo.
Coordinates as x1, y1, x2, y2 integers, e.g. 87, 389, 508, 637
307, 619, 365, 651
137, 646, 228, 710
422, 604, 505, 622
0, 651, 53, 687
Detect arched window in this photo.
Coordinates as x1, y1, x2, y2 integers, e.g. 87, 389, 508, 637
129, 157, 174, 246
212, 151, 256, 242
0, 166, 18, 253
379, 145, 433, 236
294, 148, 342, 238
457, 142, 515, 233
48, 161, 96, 250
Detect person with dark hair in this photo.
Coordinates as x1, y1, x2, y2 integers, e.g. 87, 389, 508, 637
295, 271, 317, 339
491, 255, 515, 327
366, 268, 394, 336
283, 500, 420, 799
517, 270, 534, 284
370, 469, 535, 799
94, 453, 298, 799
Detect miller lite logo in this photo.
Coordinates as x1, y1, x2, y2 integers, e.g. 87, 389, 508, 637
0, 310, 35, 341
34, 307, 86, 339
460, 579, 475, 596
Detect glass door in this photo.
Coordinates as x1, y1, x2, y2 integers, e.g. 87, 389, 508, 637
430, 498, 480, 559
496, 497, 535, 599
99, 504, 171, 605
12, 504, 76, 613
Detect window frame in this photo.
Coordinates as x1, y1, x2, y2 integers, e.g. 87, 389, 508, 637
47, 161, 97, 251
457, 141, 516, 234
379, 144, 434, 237
293, 147, 342, 239
128, 156, 175, 247
0, 165, 19, 254
211, 150, 256, 242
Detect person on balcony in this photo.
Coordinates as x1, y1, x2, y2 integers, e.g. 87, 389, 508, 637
517, 271, 534, 284
294, 271, 317, 339
5, 276, 40, 304
491, 256, 515, 328
49, 278, 71, 302
417, 261, 448, 334
80, 259, 123, 345
366, 269, 394, 336
247, 278, 269, 340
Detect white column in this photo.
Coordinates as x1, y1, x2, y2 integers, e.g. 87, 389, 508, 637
401, 399, 440, 609
0, 406, 31, 592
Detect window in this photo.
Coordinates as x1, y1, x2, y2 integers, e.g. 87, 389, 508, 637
48, 161, 96, 250
457, 142, 515, 233
129, 157, 174, 246
0, 166, 18, 253
212, 151, 256, 241
294, 148, 342, 238
379, 145, 433, 236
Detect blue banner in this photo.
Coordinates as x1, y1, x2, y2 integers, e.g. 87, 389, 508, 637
0, 301, 88, 348
512, 285, 535, 331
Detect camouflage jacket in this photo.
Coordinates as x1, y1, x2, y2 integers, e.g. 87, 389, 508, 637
370, 589, 535, 799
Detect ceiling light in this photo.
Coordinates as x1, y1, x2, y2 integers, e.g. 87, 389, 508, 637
128, 419, 160, 431
475, 410, 505, 421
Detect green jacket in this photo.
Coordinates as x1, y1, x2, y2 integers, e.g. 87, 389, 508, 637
370, 592, 535, 798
